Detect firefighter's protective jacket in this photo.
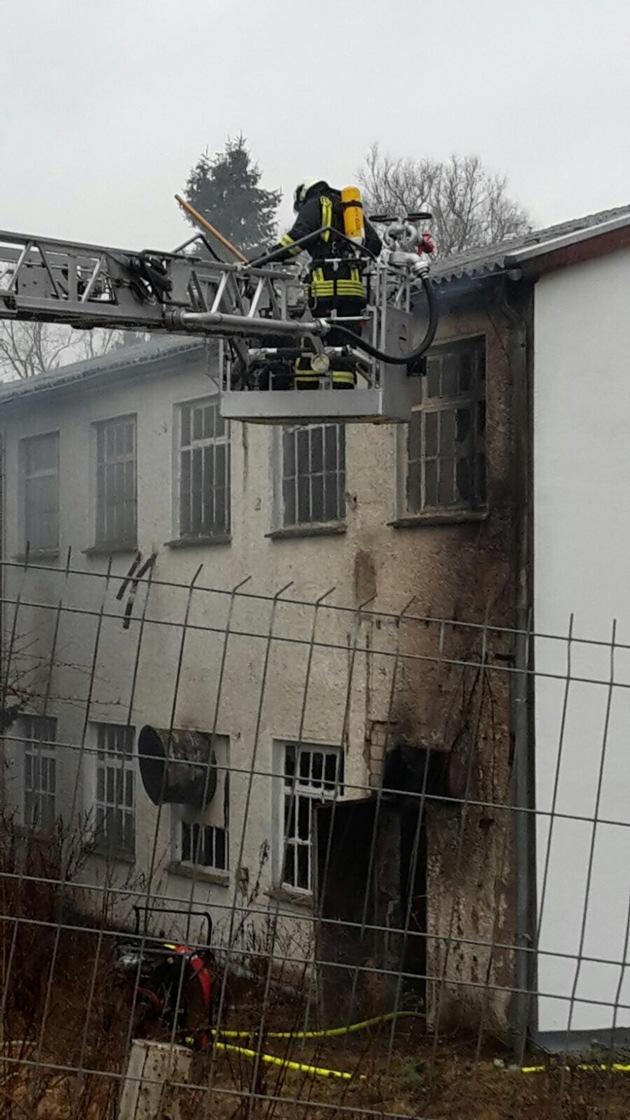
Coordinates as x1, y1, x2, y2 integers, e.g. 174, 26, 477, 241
270, 190, 382, 302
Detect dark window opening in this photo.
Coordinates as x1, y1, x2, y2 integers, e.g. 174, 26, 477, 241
406, 336, 486, 515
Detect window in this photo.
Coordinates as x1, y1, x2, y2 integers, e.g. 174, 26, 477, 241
280, 743, 344, 893
179, 398, 230, 538
281, 424, 345, 527
173, 735, 229, 872
93, 723, 135, 859
20, 432, 59, 554
180, 822, 227, 870
21, 716, 57, 829
405, 336, 486, 515
95, 416, 137, 548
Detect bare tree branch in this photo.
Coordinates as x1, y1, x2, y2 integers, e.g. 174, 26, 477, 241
0, 323, 147, 382
358, 146, 531, 258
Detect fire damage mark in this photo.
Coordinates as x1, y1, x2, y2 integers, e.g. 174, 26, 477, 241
314, 744, 450, 1025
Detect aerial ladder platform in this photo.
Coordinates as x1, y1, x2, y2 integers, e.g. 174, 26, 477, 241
0, 216, 437, 425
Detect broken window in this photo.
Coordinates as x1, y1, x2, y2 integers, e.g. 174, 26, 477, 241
173, 735, 229, 872
20, 715, 57, 829
179, 398, 230, 539
281, 424, 345, 527
94, 415, 137, 548
406, 336, 486, 515
280, 744, 344, 892
180, 822, 227, 870
93, 723, 135, 860
20, 432, 59, 554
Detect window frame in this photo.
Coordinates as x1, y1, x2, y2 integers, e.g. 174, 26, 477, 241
276, 423, 346, 530
398, 335, 487, 521
89, 722, 136, 862
179, 820, 228, 872
93, 415, 137, 551
176, 396, 231, 542
275, 741, 344, 896
18, 715, 58, 830
18, 431, 60, 557
171, 734, 230, 874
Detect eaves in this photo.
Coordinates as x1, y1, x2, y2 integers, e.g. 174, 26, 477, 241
0, 341, 213, 414
429, 268, 525, 316
505, 212, 630, 273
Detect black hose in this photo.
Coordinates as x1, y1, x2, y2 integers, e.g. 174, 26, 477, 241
196, 235, 224, 263
328, 275, 438, 371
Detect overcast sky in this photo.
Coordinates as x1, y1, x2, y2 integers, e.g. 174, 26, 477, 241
2, 0, 629, 253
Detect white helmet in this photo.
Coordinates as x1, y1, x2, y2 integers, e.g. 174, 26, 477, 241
293, 178, 322, 212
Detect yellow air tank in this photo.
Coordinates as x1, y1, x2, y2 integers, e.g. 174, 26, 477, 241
341, 185, 365, 244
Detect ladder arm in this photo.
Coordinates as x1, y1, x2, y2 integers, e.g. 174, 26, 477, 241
0, 229, 323, 343
0, 223, 438, 425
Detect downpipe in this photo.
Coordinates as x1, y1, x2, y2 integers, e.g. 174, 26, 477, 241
502, 278, 537, 1062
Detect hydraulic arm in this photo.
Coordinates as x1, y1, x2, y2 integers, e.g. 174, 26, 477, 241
0, 230, 310, 339
0, 219, 437, 424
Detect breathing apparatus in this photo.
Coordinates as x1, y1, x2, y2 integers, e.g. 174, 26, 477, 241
340, 185, 365, 245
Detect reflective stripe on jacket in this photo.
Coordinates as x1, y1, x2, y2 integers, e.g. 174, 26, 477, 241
293, 357, 356, 389
308, 265, 365, 300
279, 231, 302, 257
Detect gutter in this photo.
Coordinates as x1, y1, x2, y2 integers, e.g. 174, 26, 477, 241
434, 212, 630, 287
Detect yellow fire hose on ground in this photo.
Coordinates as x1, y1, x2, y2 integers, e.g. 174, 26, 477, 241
213, 1009, 423, 1041
185, 1009, 630, 1081
213, 1040, 363, 1081
520, 1062, 630, 1074
185, 1010, 423, 1081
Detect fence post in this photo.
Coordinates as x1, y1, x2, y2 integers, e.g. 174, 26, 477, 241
118, 1040, 192, 1120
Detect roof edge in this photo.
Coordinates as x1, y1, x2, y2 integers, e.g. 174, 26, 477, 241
505, 213, 630, 266
0, 338, 208, 408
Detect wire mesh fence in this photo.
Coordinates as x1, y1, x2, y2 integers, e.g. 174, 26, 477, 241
2, 554, 630, 1119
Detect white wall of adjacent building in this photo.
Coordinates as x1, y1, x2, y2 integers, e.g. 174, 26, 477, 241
534, 246, 630, 1037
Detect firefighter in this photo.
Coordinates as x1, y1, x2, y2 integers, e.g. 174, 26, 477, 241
264, 179, 382, 389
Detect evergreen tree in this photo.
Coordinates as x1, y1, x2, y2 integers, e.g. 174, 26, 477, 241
183, 135, 281, 259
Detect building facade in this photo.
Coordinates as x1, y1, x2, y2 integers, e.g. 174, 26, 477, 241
0, 296, 519, 1033
3, 204, 630, 1044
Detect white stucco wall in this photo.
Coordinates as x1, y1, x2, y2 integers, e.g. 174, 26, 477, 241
0, 354, 422, 952
534, 246, 630, 1037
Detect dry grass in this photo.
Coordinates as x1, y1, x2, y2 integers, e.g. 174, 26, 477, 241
1, 820, 630, 1118
4, 982, 630, 1120
3, 1015, 630, 1118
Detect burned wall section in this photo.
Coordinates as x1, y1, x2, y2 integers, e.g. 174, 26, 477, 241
370, 286, 526, 1035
